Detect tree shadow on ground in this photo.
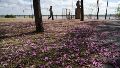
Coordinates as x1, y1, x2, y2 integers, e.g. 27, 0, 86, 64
96, 21, 120, 45
97, 24, 120, 32
0, 31, 39, 39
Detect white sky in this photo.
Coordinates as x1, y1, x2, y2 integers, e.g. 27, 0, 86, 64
0, 0, 120, 15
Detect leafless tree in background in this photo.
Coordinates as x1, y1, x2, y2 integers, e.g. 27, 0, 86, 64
105, 0, 108, 20
87, 3, 96, 19
97, 0, 99, 20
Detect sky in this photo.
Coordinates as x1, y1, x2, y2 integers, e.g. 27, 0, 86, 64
0, 0, 120, 15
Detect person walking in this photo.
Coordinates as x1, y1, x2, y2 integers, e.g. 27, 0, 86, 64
48, 6, 54, 20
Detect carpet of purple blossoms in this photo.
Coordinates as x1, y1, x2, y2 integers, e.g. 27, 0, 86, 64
0, 20, 120, 68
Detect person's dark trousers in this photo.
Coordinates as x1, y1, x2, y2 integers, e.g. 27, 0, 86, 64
52, 15, 54, 20
48, 16, 51, 19
48, 13, 54, 20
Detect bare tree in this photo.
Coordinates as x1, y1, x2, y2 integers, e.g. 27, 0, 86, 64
97, 0, 99, 20
105, 0, 108, 20
87, 3, 96, 19
81, 0, 84, 21
33, 0, 44, 32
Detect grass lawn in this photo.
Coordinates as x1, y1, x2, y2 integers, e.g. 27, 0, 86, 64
0, 18, 34, 23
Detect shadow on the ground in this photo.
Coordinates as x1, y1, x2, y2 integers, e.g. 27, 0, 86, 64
0, 31, 39, 39
96, 21, 120, 45
97, 21, 120, 32
97, 24, 120, 32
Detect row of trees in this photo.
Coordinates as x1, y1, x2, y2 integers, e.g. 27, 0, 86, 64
96, 0, 120, 20
97, 0, 109, 20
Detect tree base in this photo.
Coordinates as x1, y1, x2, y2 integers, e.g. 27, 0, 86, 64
36, 27, 44, 32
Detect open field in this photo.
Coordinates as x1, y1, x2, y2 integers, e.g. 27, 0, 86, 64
0, 19, 120, 68
0, 18, 34, 23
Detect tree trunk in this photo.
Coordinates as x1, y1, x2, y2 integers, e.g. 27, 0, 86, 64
97, 0, 99, 20
105, 0, 108, 20
33, 0, 44, 32
81, 0, 84, 21
105, 8, 107, 20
